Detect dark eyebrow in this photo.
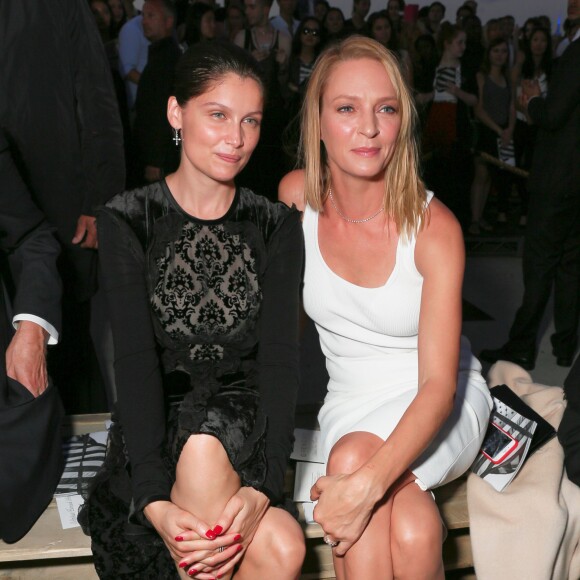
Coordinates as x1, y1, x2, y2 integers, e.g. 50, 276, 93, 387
201, 101, 263, 116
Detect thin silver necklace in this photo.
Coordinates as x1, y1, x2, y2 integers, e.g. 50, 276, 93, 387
328, 187, 384, 224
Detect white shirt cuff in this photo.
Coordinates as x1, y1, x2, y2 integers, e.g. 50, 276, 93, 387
13, 314, 59, 345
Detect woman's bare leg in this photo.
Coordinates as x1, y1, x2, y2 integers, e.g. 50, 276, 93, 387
325, 432, 394, 579
234, 507, 305, 580
171, 434, 304, 579
390, 481, 445, 580
171, 434, 241, 579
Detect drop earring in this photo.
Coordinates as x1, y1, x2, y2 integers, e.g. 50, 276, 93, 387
173, 128, 182, 146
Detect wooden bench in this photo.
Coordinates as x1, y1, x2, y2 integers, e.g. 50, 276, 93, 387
0, 414, 475, 579
0, 414, 107, 580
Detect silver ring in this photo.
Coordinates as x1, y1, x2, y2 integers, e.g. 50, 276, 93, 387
218, 546, 226, 553
323, 535, 339, 548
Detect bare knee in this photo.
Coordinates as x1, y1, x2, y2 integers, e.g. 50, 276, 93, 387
391, 499, 443, 578
176, 434, 237, 479
269, 519, 306, 570
172, 434, 239, 518
327, 432, 383, 475
241, 509, 305, 578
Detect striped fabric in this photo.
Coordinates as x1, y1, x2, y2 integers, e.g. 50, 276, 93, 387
497, 138, 516, 166
433, 65, 460, 103
55, 433, 107, 498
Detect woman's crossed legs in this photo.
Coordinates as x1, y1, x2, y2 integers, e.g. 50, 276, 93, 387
326, 432, 445, 580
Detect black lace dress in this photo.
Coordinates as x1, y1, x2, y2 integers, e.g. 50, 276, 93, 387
79, 181, 303, 579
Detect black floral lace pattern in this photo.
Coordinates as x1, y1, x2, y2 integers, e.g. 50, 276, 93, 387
81, 183, 302, 579
151, 221, 261, 361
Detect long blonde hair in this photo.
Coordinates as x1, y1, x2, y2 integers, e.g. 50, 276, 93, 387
298, 36, 427, 238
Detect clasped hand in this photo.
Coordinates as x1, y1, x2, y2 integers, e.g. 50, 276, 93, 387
147, 487, 269, 578
310, 471, 379, 556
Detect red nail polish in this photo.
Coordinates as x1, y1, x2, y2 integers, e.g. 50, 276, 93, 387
217, 575, 223, 579
188, 569, 198, 577
206, 529, 216, 539
213, 525, 223, 535
236, 544, 243, 552
179, 562, 187, 568
233, 534, 242, 542
175, 535, 184, 542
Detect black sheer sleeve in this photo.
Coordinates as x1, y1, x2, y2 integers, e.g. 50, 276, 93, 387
254, 209, 304, 503
97, 208, 171, 517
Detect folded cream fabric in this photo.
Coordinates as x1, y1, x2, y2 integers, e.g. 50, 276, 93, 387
467, 361, 580, 580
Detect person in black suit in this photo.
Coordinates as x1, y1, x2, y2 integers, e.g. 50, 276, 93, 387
481, 1, 580, 370
133, 0, 181, 184
0, 131, 64, 543
0, 0, 126, 411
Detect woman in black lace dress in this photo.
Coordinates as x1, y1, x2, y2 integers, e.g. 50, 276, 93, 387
81, 42, 305, 580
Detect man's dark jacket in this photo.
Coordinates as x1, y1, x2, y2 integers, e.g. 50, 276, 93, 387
0, 0, 126, 299
0, 131, 64, 543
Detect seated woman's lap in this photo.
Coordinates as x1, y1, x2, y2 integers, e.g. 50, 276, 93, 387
172, 434, 304, 579
325, 432, 443, 577
325, 375, 490, 490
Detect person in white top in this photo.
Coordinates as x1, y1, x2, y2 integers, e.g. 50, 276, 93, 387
280, 36, 492, 579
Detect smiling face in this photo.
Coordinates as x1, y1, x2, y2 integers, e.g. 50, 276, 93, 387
319, 58, 402, 183
168, 74, 263, 186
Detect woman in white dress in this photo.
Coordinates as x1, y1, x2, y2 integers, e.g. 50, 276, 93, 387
279, 36, 492, 579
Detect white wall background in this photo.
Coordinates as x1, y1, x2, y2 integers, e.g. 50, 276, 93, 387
272, 0, 569, 34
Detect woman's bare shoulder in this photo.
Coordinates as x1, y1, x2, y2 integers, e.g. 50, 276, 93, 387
278, 169, 306, 212
416, 197, 464, 273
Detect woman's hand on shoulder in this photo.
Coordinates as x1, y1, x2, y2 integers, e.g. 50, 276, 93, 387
278, 169, 306, 212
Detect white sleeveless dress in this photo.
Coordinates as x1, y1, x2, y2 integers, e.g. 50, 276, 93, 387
303, 194, 493, 490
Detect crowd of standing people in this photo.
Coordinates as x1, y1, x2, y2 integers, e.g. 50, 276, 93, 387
90, 0, 576, 232
0, 0, 578, 579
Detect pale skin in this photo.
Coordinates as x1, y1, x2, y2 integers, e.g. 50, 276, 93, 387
279, 57, 464, 579
139, 73, 304, 580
